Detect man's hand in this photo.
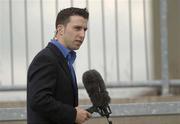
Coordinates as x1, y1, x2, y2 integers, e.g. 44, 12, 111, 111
75, 107, 92, 124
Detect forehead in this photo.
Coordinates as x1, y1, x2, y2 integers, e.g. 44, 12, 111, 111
68, 15, 88, 26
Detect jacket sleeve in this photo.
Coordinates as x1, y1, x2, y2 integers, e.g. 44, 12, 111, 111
27, 54, 77, 124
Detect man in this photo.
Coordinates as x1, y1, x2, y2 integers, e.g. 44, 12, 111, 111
27, 7, 91, 124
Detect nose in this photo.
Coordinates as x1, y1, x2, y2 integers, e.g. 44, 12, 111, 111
79, 29, 85, 39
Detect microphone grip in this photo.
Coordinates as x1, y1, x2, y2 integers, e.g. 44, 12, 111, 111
86, 106, 113, 124
86, 106, 96, 114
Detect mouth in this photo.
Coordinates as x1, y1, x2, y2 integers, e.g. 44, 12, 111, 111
75, 40, 83, 44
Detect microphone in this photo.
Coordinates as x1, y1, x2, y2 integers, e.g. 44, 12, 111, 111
82, 69, 112, 124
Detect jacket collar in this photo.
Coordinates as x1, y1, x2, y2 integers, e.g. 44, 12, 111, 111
46, 42, 73, 81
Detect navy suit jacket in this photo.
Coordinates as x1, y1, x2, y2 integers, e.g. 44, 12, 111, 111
27, 43, 78, 124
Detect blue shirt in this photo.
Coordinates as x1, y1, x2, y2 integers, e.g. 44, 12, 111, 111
50, 39, 76, 64
50, 39, 77, 90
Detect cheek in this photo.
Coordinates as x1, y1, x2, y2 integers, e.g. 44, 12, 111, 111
66, 30, 75, 38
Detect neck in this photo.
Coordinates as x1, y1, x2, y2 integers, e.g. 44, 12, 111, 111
54, 35, 66, 48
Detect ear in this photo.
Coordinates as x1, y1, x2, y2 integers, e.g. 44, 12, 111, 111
57, 24, 64, 35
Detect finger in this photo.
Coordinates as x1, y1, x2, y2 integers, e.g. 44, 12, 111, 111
85, 117, 89, 121
87, 112, 92, 118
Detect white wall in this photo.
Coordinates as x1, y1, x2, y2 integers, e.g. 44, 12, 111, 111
0, 0, 155, 100
0, 0, 12, 86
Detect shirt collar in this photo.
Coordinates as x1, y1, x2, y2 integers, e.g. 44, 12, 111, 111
50, 39, 76, 64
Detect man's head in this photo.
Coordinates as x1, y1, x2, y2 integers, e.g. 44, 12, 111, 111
56, 7, 89, 28
55, 7, 89, 50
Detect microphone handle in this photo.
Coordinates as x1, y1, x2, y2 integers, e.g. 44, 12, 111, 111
106, 117, 113, 124
86, 106, 113, 124
86, 106, 96, 113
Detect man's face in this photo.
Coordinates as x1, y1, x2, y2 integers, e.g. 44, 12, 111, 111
60, 16, 88, 50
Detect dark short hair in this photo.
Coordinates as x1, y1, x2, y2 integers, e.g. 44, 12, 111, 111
55, 7, 89, 29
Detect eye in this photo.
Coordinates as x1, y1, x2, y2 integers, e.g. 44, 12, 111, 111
74, 26, 81, 31
84, 28, 87, 31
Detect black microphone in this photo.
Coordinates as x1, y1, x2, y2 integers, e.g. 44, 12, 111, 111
82, 69, 112, 124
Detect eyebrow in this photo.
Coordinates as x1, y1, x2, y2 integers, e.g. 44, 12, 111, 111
74, 25, 88, 31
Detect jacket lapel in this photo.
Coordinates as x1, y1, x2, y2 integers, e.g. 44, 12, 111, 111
46, 43, 72, 81
47, 43, 78, 106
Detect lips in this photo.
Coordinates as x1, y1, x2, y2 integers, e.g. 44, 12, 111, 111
73, 40, 83, 49
75, 40, 82, 44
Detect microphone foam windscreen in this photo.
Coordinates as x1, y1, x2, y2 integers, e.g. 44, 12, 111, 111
82, 69, 110, 107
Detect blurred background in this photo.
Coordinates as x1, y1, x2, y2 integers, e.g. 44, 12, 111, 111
0, 0, 180, 124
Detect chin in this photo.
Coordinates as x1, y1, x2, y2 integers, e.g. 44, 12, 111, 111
70, 47, 79, 50
74, 47, 80, 50
73, 45, 81, 50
